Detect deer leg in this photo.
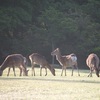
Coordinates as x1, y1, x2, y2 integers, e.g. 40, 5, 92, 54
22, 67, 27, 76
75, 64, 80, 76
61, 67, 64, 76
71, 66, 74, 76
32, 65, 35, 76
88, 71, 92, 77
13, 67, 16, 76
20, 63, 27, 76
88, 68, 92, 77
45, 68, 47, 76
65, 68, 67, 76
76, 66, 80, 76
95, 69, 99, 77
19, 68, 22, 76
26, 70, 29, 76
40, 67, 42, 76
7, 67, 10, 76
90, 70, 92, 77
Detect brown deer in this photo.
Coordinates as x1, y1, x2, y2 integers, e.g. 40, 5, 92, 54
86, 53, 100, 77
29, 53, 55, 76
51, 48, 80, 76
0, 54, 29, 76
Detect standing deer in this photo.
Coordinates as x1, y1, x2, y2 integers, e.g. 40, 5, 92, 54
29, 53, 55, 76
86, 53, 100, 77
0, 54, 28, 76
51, 48, 80, 76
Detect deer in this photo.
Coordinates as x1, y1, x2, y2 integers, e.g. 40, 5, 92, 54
51, 48, 80, 76
86, 53, 100, 77
29, 53, 55, 76
0, 54, 29, 76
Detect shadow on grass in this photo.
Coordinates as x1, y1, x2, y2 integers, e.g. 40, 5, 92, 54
0, 76, 100, 84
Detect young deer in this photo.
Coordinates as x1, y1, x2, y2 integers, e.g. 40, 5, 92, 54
29, 53, 55, 76
0, 54, 28, 76
51, 48, 80, 76
86, 53, 100, 77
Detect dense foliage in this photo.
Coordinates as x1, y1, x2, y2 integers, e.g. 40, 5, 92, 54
0, 0, 100, 68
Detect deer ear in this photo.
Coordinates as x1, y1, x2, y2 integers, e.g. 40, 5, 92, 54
57, 48, 59, 50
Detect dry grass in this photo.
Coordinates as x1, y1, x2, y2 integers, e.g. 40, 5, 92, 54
0, 68, 100, 100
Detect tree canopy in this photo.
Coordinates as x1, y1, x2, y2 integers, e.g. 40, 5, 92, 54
0, 0, 100, 68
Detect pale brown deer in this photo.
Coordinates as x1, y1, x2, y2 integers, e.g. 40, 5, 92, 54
0, 54, 29, 76
86, 53, 100, 77
51, 48, 80, 76
29, 53, 55, 76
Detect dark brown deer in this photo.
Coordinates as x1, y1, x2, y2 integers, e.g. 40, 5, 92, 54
86, 53, 100, 77
51, 48, 80, 76
0, 54, 28, 76
29, 53, 55, 76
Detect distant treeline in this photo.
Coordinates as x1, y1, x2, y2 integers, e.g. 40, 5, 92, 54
0, 0, 100, 68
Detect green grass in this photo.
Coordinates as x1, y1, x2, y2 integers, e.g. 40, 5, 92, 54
0, 68, 100, 100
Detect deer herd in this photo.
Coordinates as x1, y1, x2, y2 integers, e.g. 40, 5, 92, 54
0, 48, 100, 77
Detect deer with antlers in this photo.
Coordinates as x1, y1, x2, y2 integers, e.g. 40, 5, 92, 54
51, 48, 80, 76
29, 53, 55, 76
86, 53, 100, 77
0, 54, 29, 76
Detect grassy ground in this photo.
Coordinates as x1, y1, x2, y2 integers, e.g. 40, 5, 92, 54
0, 68, 100, 100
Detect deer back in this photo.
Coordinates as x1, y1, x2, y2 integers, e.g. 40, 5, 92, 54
64, 56, 74, 67
29, 53, 48, 67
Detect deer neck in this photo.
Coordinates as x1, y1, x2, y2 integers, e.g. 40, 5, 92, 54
0, 60, 8, 71
55, 52, 63, 65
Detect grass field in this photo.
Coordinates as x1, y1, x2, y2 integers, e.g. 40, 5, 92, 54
0, 68, 100, 100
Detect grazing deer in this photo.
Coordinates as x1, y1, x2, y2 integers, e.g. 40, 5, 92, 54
0, 54, 29, 76
51, 48, 80, 76
86, 53, 100, 77
29, 53, 55, 76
